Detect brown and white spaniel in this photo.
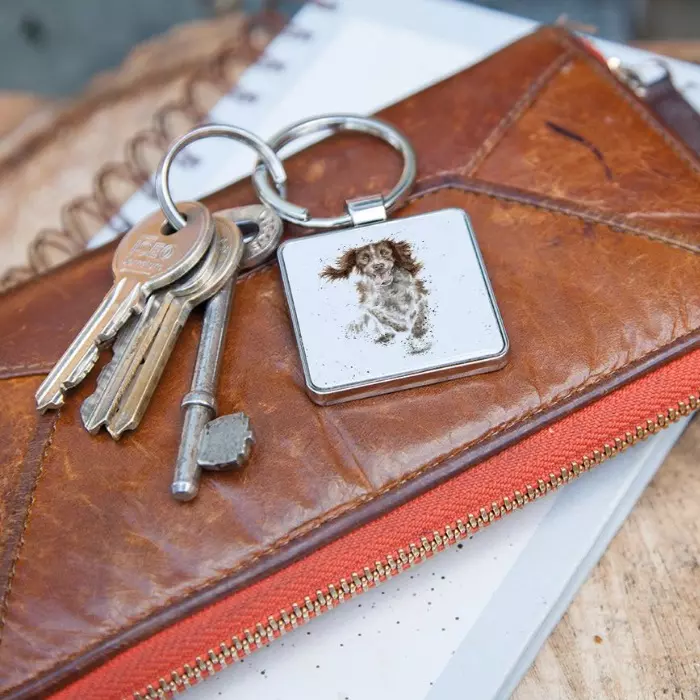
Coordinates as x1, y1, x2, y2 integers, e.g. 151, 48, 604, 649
321, 238, 431, 353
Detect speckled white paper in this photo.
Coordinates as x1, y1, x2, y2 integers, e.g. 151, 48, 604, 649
182, 418, 688, 700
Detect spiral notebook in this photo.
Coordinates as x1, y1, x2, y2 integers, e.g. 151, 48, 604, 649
88, 1, 696, 698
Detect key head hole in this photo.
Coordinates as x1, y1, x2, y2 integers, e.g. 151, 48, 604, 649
160, 213, 188, 236
237, 218, 259, 244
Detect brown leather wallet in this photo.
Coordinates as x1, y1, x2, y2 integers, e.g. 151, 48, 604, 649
2, 26, 700, 700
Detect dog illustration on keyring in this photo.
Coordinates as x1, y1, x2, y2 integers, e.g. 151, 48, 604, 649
321, 238, 431, 354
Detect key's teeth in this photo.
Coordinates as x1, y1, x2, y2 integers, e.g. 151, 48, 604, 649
80, 352, 119, 432
36, 390, 65, 413
81, 411, 103, 436
39, 363, 98, 410
61, 344, 102, 393
98, 288, 141, 344
106, 419, 128, 441
81, 315, 140, 434
197, 413, 254, 471
80, 384, 105, 429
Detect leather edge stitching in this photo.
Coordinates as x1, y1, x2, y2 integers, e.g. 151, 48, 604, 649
463, 49, 573, 176
0, 412, 59, 644
29, 322, 699, 661
555, 30, 700, 178
412, 179, 700, 255
0, 262, 278, 377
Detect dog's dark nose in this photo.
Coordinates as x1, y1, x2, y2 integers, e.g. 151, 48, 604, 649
372, 263, 387, 274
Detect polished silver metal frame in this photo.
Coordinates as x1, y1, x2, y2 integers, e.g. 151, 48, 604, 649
278, 208, 509, 405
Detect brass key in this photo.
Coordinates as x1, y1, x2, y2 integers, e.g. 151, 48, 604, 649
35, 202, 214, 412
79, 312, 140, 429
107, 216, 244, 438
80, 237, 220, 435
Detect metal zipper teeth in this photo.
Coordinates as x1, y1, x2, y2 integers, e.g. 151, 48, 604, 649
134, 393, 697, 700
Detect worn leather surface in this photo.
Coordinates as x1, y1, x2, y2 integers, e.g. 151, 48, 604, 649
2, 27, 700, 698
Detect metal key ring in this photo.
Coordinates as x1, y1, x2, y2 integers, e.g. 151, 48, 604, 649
215, 203, 284, 271
156, 124, 289, 231
251, 114, 417, 229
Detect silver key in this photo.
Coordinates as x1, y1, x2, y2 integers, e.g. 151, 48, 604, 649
79, 313, 140, 427
80, 295, 162, 434
171, 204, 283, 501
80, 237, 220, 434
107, 216, 244, 438
35, 201, 214, 412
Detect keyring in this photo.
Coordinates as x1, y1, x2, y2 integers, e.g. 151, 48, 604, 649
607, 56, 671, 97
156, 124, 289, 231
252, 114, 417, 229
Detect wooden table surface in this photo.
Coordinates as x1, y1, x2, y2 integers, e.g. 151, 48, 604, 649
514, 415, 700, 699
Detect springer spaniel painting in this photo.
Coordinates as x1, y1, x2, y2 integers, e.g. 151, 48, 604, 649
320, 238, 431, 354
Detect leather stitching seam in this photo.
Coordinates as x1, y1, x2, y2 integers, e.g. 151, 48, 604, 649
462, 50, 573, 176
0, 262, 276, 376
6, 320, 699, 694
554, 32, 700, 177
410, 179, 700, 255
0, 413, 59, 644
451, 29, 700, 225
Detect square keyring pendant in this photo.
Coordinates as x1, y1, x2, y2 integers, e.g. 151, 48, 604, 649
278, 208, 509, 405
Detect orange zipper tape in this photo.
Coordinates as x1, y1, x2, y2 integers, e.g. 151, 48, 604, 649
51, 347, 700, 699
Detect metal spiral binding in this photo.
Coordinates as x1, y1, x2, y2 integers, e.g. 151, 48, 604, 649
0, 1, 338, 292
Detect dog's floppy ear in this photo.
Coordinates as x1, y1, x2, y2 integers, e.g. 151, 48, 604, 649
321, 248, 357, 280
388, 239, 422, 275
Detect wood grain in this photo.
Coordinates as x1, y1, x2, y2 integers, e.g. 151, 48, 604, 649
514, 415, 700, 700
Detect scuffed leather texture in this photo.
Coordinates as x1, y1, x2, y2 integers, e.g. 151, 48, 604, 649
2, 27, 700, 698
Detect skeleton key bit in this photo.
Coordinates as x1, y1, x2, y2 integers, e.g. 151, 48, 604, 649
108, 216, 244, 438
36, 202, 213, 412
171, 204, 283, 501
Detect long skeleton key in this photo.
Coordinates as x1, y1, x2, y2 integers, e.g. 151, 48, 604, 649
171, 204, 283, 501
35, 202, 213, 412
80, 236, 220, 434
108, 217, 244, 438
